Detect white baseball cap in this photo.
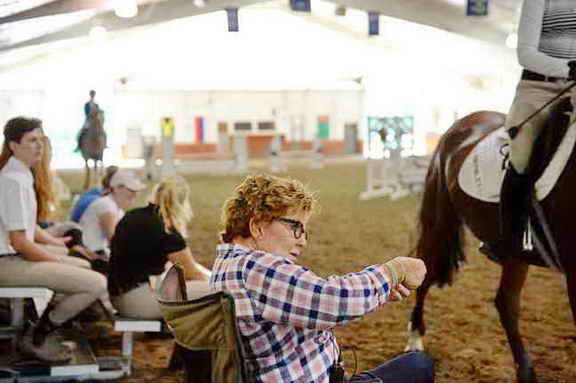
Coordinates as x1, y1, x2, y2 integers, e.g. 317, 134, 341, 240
109, 170, 146, 191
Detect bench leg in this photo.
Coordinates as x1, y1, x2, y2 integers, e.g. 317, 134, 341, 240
122, 331, 133, 376
10, 298, 24, 351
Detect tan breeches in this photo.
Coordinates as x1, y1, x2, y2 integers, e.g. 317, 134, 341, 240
505, 79, 575, 173
0, 256, 107, 324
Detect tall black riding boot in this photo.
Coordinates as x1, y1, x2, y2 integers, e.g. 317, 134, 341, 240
496, 165, 532, 255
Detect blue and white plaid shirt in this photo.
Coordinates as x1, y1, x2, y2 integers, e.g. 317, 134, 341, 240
210, 243, 393, 383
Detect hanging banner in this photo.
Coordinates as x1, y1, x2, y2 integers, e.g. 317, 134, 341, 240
226, 8, 239, 32
317, 115, 330, 139
368, 12, 380, 36
466, 0, 488, 16
161, 117, 175, 138
290, 0, 311, 12
195, 117, 204, 144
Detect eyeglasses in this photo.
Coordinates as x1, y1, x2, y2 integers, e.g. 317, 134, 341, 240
276, 217, 307, 240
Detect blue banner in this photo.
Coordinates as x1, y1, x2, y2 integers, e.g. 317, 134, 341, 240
368, 12, 379, 36
290, 0, 311, 12
466, 0, 488, 16
226, 8, 238, 32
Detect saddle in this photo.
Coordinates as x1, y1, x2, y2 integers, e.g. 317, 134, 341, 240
460, 98, 574, 270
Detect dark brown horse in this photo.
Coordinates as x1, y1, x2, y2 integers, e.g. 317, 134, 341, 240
78, 108, 106, 190
405, 103, 575, 383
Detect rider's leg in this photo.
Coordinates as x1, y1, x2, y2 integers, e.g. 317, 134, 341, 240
495, 80, 559, 255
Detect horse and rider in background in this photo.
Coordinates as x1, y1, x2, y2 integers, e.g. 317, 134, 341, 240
77, 90, 107, 190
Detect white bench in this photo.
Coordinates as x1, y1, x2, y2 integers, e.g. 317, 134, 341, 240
0, 288, 164, 379
0, 287, 53, 350
0, 287, 101, 381
109, 317, 163, 376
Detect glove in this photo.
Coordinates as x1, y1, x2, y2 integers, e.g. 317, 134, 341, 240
568, 61, 576, 81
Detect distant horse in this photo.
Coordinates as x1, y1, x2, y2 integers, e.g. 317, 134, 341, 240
78, 108, 106, 190
405, 100, 575, 383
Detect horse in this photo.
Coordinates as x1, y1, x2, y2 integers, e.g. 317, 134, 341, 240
78, 108, 106, 190
404, 100, 575, 383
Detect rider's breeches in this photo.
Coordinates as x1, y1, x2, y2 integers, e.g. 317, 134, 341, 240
0, 255, 107, 325
505, 79, 573, 174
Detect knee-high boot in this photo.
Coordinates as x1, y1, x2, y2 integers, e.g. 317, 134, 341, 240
497, 165, 532, 255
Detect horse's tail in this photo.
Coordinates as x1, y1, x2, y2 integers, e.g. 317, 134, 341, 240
415, 123, 466, 288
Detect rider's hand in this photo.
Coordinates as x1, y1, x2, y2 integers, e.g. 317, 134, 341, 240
386, 257, 427, 290
568, 61, 576, 81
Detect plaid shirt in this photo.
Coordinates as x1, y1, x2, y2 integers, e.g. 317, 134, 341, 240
210, 244, 392, 383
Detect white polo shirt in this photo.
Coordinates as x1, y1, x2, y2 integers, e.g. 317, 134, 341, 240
79, 195, 124, 255
0, 157, 37, 254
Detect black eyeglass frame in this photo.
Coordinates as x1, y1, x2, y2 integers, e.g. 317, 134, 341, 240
275, 217, 307, 240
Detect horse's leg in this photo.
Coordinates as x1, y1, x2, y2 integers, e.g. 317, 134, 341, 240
564, 270, 576, 346
495, 259, 536, 383
84, 159, 90, 191
92, 160, 98, 188
405, 278, 433, 352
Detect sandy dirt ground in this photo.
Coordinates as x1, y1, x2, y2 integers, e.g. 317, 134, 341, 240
55, 162, 576, 382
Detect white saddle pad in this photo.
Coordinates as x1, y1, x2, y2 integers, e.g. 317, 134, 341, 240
458, 124, 576, 203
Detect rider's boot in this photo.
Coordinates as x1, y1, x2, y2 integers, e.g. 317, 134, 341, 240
485, 165, 532, 261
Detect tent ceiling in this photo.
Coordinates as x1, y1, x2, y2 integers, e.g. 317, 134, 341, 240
0, 0, 521, 65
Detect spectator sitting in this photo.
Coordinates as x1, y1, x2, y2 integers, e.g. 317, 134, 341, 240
78, 169, 144, 263
0, 117, 107, 363
70, 165, 119, 223
108, 176, 211, 319
210, 174, 435, 383
34, 134, 97, 265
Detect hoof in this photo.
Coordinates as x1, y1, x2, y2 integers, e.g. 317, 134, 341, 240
405, 322, 424, 352
517, 365, 537, 383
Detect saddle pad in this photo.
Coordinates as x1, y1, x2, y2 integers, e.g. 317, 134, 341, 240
458, 124, 576, 203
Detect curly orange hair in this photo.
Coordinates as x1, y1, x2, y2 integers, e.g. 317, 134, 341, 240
220, 173, 317, 243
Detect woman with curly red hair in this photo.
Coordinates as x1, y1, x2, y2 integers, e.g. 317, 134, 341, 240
211, 173, 434, 383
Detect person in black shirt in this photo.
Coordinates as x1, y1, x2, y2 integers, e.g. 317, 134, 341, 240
108, 176, 211, 319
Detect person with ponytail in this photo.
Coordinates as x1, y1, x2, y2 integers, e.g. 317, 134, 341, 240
0, 117, 107, 363
34, 134, 98, 265
107, 176, 211, 319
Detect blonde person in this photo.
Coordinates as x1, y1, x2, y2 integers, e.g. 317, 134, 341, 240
210, 174, 434, 383
0, 117, 107, 363
107, 176, 211, 319
78, 169, 145, 261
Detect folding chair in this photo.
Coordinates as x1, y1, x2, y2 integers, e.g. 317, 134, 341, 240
156, 265, 253, 383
